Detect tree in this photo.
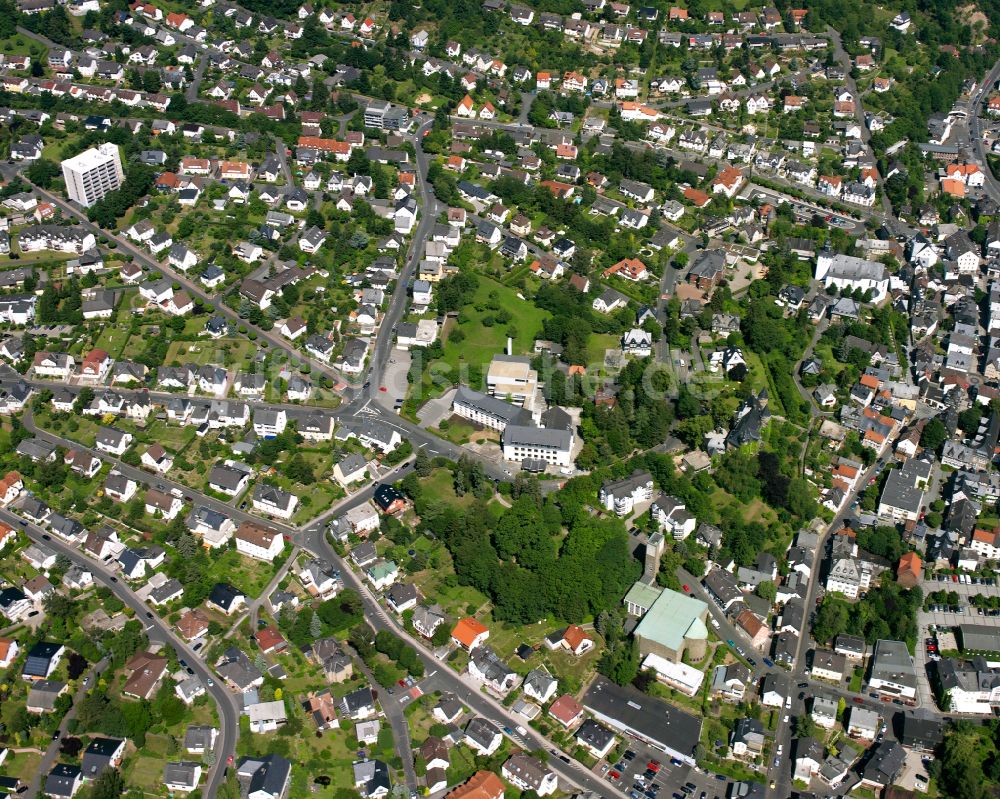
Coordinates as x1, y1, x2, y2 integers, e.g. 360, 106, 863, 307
26, 159, 60, 189
413, 446, 432, 478
0, 0, 17, 38
8, 706, 35, 736
812, 595, 850, 644
938, 723, 991, 799
756, 581, 777, 603
285, 455, 315, 484
793, 715, 817, 739
141, 70, 162, 94
920, 418, 947, 451
86, 767, 125, 799
430, 623, 451, 647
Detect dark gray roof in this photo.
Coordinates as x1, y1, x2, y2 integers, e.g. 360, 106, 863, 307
454, 386, 530, 426
239, 754, 291, 798
82, 738, 124, 778
582, 676, 702, 763
44, 764, 82, 798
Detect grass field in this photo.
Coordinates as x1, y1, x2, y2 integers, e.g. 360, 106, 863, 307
207, 549, 281, 598
0, 35, 45, 57
93, 324, 133, 360
142, 419, 198, 453
126, 754, 166, 794
586, 333, 620, 367
434, 416, 481, 445
1, 751, 41, 785
422, 276, 549, 395
418, 467, 476, 509
164, 338, 255, 368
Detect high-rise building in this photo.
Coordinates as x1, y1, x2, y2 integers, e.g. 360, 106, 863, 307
61, 143, 124, 207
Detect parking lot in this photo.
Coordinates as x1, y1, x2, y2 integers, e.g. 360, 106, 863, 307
911, 625, 939, 709
926, 573, 999, 591
920, 605, 1000, 629
598, 738, 733, 799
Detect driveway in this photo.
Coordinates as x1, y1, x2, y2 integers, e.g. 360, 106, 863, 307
912, 615, 939, 710
416, 387, 457, 428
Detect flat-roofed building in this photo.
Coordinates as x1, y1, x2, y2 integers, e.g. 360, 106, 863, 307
486, 354, 537, 403
583, 676, 702, 764
61, 143, 124, 207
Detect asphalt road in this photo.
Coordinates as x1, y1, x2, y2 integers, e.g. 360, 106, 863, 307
359, 117, 440, 403
0, 510, 240, 799
969, 56, 1000, 202
22, 656, 110, 799
28, 184, 349, 387
769, 450, 892, 799
299, 524, 631, 799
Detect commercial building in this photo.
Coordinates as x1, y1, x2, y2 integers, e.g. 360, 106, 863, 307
61, 143, 124, 207
877, 459, 932, 522
583, 676, 702, 764
486, 355, 538, 403
452, 386, 530, 432
501, 425, 573, 467
959, 624, 1000, 653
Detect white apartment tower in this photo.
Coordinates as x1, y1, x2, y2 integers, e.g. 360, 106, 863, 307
61, 143, 125, 207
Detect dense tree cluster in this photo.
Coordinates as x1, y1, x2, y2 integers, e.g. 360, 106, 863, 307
932, 721, 1000, 799
812, 581, 922, 648
315, 590, 364, 632
87, 165, 155, 229
571, 357, 674, 469
436, 272, 480, 317
855, 526, 910, 563
404, 468, 639, 624
37, 276, 83, 326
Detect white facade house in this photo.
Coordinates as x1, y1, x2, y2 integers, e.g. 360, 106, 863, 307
235, 524, 285, 562
501, 425, 573, 467
598, 471, 654, 515
815, 250, 889, 302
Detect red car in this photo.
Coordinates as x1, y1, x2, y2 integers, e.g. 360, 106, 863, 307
647, 761, 660, 772
609, 772, 620, 780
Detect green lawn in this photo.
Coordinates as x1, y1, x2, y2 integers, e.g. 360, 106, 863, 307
93, 324, 133, 360
207, 549, 282, 598
143, 419, 198, 453
0, 751, 41, 785
290, 481, 342, 525
416, 276, 549, 398
434, 416, 486, 445
164, 338, 255, 369
586, 333, 621, 367
126, 754, 166, 793
418, 467, 476, 509
0, 35, 45, 58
